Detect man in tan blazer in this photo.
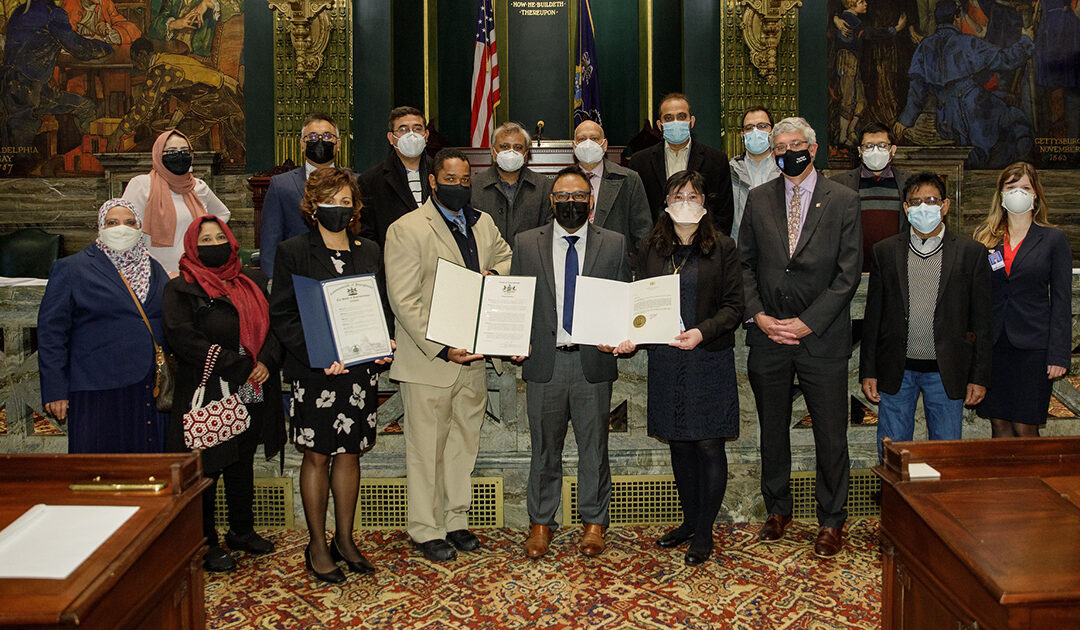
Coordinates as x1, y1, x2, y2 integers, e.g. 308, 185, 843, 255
385, 148, 513, 562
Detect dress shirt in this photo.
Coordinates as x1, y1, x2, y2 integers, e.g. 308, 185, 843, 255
552, 220, 588, 346
664, 138, 692, 178
909, 225, 944, 256
304, 161, 318, 178
783, 168, 818, 246
745, 151, 780, 188
581, 160, 605, 210
497, 178, 519, 206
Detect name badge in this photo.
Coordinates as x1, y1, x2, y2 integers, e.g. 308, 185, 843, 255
988, 250, 1005, 271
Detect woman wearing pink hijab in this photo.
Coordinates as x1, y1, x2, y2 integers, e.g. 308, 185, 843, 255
122, 129, 230, 275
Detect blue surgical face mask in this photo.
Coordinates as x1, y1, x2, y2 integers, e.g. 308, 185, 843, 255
907, 203, 942, 234
743, 128, 771, 155
662, 120, 691, 145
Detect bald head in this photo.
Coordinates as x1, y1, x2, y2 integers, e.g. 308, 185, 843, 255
573, 120, 605, 142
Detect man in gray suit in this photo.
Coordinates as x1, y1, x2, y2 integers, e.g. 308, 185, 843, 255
470, 121, 552, 242
510, 165, 631, 560
572, 120, 653, 261
740, 117, 862, 559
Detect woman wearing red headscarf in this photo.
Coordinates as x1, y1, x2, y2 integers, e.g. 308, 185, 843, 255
123, 129, 230, 275
163, 215, 285, 573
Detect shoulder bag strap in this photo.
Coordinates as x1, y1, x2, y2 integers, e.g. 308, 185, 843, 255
118, 272, 162, 353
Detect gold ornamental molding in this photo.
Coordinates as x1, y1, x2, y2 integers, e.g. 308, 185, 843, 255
267, 0, 334, 85
738, 0, 802, 85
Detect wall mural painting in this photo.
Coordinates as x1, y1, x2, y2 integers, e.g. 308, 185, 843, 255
826, 0, 1080, 169
0, 0, 244, 177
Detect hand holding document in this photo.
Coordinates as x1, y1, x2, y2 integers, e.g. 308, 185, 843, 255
294, 274, 394, 368
571, 275, 681, 346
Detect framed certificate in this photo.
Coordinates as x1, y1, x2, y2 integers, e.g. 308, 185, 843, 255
293, 274, 393, 367
570, 275, 681, 346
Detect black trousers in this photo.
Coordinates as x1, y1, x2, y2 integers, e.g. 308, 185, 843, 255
748, 343, 850, 529
202, 449, 257, 547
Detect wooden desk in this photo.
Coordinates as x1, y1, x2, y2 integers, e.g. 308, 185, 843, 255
874, 437, 1080, 630
0, 454, 210, 630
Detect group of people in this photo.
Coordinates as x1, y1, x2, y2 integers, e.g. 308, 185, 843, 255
36, 90, 1071, 581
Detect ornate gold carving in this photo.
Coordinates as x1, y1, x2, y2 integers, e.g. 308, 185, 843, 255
267, 0, 334, 85
738, 0, 803, 85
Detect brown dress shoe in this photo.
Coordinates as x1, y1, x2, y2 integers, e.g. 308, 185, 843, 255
580, 523, 606, 556
813, 526, 843, 558
758, 513, 793, 542
524, 524, 552, 559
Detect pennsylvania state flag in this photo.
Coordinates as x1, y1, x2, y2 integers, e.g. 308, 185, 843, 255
573, 0, 602, 126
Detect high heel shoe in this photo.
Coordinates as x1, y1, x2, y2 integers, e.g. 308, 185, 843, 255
331, 538, 376, 575
304, 545, 346, 584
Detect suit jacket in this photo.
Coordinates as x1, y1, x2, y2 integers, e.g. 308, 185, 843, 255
636, 235, 745, 351
987, 223, 1072, 367
590, 159, 653, 256
470, 165, 553, 242
860, 230, 992, 399
269, 230, 391, 381
385, 200, 513, 388
829, 165, 913, 233
510, 223, 630, 383
629, 139, 735, 235
739, 173, 863, 358
259, 166, 311, 278
358, 149, 433, 247
37, 244, 170, 403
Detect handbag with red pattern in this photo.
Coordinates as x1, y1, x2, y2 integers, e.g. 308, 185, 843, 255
183, 344, 251, 450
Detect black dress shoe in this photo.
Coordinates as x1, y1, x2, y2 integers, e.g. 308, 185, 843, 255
330, 539, 376, 575
225, 529, 275, 555
203, 545, 237, 573
685, 548, 712, 566
304, 545, 346, 584
412, 538, 457, 562
656, 527, 694, 549
446, 529, 481, 552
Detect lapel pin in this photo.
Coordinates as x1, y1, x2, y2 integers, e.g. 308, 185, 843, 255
815, 202, 821, 208
354, 240, 362, 246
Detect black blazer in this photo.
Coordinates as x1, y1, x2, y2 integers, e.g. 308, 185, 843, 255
860, 230, 992, 399
988, 222, 1072, 367
739, 172, 863, 358
636, 235, 744, 351
628, 139, 735, 236
357, 149, 433, 247
269, 230, 392, 380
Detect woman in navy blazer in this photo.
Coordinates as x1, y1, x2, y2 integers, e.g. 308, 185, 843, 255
973, 162, 1072, 437
37, 199, 171, 453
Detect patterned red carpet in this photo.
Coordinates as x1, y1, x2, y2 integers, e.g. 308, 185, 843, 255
206, 519, 881, 629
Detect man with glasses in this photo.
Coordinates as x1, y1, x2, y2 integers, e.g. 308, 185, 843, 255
739, 117, 861, 559
630, 93, 734, 234
828, 121, 913, 272
259, 112, 340, 277
470, 121, 552, 241
730, 106, 781, 243
359, 106, 434, 247
509, 165, 631, 560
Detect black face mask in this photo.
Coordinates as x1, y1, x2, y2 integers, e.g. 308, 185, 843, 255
304, 139, 335, 165
434, 183, 471, 212
553, 201, 590, 230
161, 152, 193, 176
775, 148, 812, 177
315, 204, 353, 233
197, 243, 231, 268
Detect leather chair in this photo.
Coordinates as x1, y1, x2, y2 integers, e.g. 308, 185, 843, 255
0, 228, 63, 278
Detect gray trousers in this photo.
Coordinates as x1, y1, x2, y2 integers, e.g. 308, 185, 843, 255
525, 349, 612, 527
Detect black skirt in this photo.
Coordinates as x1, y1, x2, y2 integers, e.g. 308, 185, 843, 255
977, 336, 1053, 425
290, 366, 378, 455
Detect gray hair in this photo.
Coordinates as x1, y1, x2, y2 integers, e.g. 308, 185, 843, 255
492, 121, 532, 148
770, 116, 817, 146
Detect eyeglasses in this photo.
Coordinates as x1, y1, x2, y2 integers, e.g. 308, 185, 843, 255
392, 124, 426, 137
162, 148, 191, 157
860, 142, 892, 151
773, 140, 808, 152
742, 122, 772, 133
667, 192, 702, 203
906, 196, 943, 205
439, 174, 470, 185
302, 132, 338, 143
553, 191, 590, 202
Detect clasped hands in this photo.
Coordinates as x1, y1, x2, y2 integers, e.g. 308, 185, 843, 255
754, 313, 811, 345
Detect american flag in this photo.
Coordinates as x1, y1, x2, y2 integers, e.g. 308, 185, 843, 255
470, 0, 500, 147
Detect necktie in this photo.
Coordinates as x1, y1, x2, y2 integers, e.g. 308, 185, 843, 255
787, 184, 802, 256
563, 235, 579, 334
588, 173, 597, 223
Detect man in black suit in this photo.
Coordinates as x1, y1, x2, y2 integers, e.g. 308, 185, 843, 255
358, 106, 433, 247
510, 166, 631, 560
259, 112, 340, 277
470, 121, 552, 241
629, 92, 734, 235
739, 117, 862, 558
861, 172, 991, 459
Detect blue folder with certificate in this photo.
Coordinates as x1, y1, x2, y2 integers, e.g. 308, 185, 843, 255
293, 274, 393, 367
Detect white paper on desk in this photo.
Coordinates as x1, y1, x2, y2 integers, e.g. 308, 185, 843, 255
426, 258, 484, 351
571, 275, 681, 346
0, 504, 138, 579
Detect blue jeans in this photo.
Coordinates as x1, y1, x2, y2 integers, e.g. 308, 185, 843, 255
877, 370, 964, 460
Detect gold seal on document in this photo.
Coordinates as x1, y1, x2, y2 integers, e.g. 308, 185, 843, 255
633, 315, 646, 328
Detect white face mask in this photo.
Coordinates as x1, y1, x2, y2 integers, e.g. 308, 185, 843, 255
495, 149, 524, 172
861, 147, 891, 172
665, 201, 707, 226
395, 131, 427, 158
574, 139, 605, 164
99, 225, 142, 251
1001, 188, 1034, 214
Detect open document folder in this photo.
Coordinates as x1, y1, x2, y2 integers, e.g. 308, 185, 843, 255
570, 274, 681, 347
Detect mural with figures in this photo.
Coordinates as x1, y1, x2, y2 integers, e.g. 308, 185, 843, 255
0, 0, 244, 176
826, 0, 1080, 169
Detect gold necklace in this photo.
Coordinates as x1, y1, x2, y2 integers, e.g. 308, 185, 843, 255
670, 249, 692, 275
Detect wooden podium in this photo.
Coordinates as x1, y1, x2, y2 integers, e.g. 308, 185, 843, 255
874, 437, 1080, 629
0, 454, 210, 629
